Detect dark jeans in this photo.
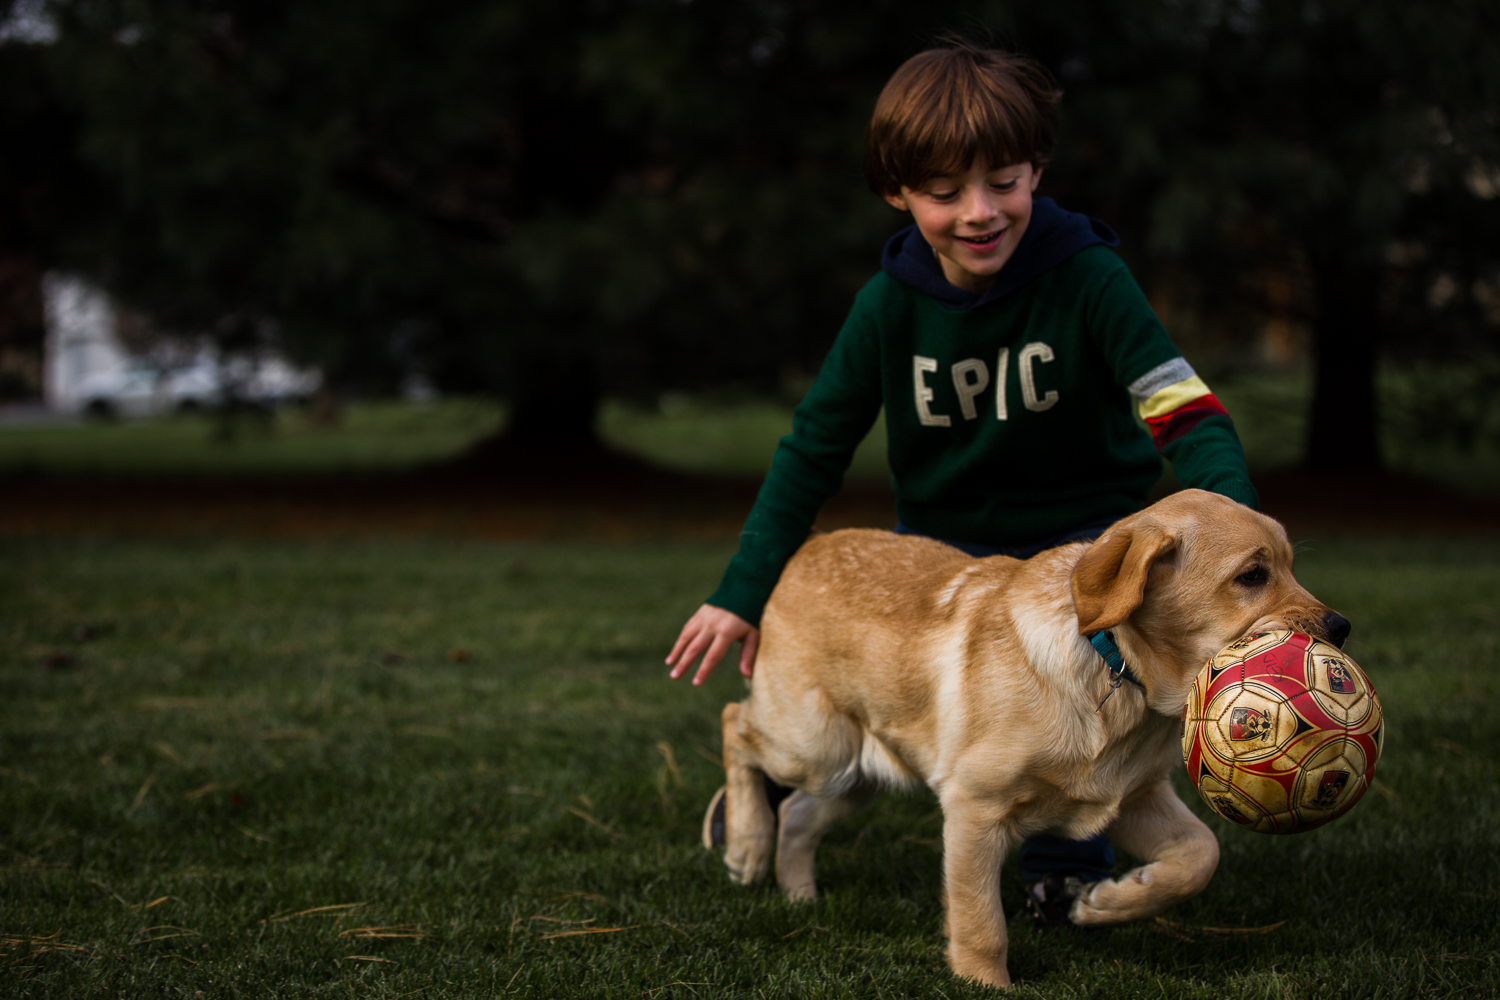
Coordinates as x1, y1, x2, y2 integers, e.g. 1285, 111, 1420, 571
894, 516, 1120, 884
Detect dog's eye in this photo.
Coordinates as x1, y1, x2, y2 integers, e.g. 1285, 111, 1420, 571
1236, 565, 1268, 587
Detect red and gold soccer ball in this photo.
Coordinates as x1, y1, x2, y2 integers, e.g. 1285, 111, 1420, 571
1181, 629, 1383, 834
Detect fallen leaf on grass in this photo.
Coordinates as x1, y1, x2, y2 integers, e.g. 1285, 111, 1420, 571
1152, 917, 1286, 939
128, 896, 170, 913
546, 891, 611, 904
344, 954, 397, 963
566, 807, 624, 839
261, 902, 366, 924
654, 742, 682, 787
236, 826, 274, 844
0, 930, 90, 958
337, 925, 426, 941
692, 746, 723, 768
126, 774, 156, 813
130, 925, 202, 945
153, 742, 186, 765
183, 782, 221, 800
530, 916, 596, 925
540, 925, 643, 940
644, 983, 713, 998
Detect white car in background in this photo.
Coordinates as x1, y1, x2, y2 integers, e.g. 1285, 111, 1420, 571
70, 354, 321, 419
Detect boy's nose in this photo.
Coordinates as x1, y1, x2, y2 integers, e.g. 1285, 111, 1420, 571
960, 190, 1001, 223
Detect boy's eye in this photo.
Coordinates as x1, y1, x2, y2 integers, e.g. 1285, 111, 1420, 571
991, 181, 1018, 192
928, 190, 958, 201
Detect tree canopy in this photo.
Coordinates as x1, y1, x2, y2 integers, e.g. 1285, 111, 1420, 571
7, 0, 1498, 462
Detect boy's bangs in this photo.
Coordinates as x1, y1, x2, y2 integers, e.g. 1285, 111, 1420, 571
910, 104, 1035, 188
865, 46, 1060, 196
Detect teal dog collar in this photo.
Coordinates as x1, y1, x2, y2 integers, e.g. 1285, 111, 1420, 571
1088, 631, 1144, 710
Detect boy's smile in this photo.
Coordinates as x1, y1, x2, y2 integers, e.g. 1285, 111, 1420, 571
884, 161, 1042, 294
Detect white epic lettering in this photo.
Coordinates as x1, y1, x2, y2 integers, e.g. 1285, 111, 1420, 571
913, 355, 950, 427
1018, 342, 1059, 412
995, 347, 1010, 421
951, 359, 990, 421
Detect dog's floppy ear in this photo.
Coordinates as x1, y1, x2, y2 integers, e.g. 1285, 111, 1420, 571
1071, 521, 1177, 634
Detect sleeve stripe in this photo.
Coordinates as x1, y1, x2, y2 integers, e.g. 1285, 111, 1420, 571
1144, 396, 1231, 447
1128, 357, 1196, 400
1138, 376, 1215, 420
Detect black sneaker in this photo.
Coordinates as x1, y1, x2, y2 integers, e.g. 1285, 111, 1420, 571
1022, 874, 1090, 928
700, 776, 797, 850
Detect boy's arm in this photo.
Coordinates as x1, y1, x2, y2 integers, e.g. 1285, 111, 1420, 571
1085, 254, 1258, 509
1127, 358, 1258, 509
706, 299, 886, 626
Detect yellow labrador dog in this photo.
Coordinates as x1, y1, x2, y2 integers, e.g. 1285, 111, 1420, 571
715, 489, 1348, 989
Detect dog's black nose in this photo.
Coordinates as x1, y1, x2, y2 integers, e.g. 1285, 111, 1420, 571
1322, 612, 1351, 649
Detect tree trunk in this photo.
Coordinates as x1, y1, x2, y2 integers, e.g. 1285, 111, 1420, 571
1306, 263, 1382, 470
502, 376, 603, 451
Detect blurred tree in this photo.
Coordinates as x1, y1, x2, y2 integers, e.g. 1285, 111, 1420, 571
24, 0, 1500, 467
1023, 0, 1500, 469
36, 0, 918, 452
0, 35, 96, 398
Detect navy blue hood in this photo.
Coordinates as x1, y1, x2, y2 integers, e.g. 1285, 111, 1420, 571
880, 197, 1119, 310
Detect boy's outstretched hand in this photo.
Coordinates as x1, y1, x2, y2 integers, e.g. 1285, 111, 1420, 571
666, 604, 758, 686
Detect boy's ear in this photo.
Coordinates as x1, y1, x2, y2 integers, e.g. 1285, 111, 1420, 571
1029, 166, 1043, 192
1071, 520, 1176, 634
882, 191, 910, 212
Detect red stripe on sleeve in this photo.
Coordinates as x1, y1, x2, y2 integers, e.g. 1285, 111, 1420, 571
1144, 393, 1230, 448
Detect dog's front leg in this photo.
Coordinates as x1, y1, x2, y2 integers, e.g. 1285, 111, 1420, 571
940, 794, 1014, 989
721, 701, 775, 885
1071, 778, 1219, 926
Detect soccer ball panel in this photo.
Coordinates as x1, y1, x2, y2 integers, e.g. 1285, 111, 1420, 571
1203, 682, 1300, 763
1302, 643, 1373, 726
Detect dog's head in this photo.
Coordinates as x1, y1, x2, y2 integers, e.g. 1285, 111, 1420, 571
1069, 489, 1349, 714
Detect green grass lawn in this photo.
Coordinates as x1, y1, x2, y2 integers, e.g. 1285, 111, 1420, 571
0, 399, 506, 478
1, 533, 1496, 997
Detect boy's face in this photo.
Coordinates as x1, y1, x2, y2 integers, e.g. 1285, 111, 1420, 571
883, 160, 1042, 294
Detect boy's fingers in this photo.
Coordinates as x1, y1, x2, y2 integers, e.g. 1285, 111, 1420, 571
668, 629, 710, 679
738, 629, 760, 678
692, 635, 732, 686
665, 626, 694, 667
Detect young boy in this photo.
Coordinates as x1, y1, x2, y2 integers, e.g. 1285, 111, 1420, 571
665, 43, 1256, 925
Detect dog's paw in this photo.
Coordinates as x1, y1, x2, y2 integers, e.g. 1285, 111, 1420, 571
782, 880, 817, 903
1067, 879, 1117, 926
723, 837, 772, 886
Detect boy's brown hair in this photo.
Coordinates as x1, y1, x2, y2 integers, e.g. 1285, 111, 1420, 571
864, 43, 1062, 196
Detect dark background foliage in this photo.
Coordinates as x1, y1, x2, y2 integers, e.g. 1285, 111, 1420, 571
2, 0, 1497, 463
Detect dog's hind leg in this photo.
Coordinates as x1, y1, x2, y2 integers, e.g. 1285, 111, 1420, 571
720, 701, 776, 885
775, 785, 877, 902
1070, 778, 1219, 926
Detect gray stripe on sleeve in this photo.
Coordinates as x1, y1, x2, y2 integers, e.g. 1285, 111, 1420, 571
1127, 357, 1196, 400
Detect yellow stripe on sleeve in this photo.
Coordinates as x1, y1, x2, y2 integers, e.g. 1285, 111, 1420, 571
1137, 376, 1213, 420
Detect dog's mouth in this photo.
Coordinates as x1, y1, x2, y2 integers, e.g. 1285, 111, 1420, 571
1251, 611, 1351, 649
